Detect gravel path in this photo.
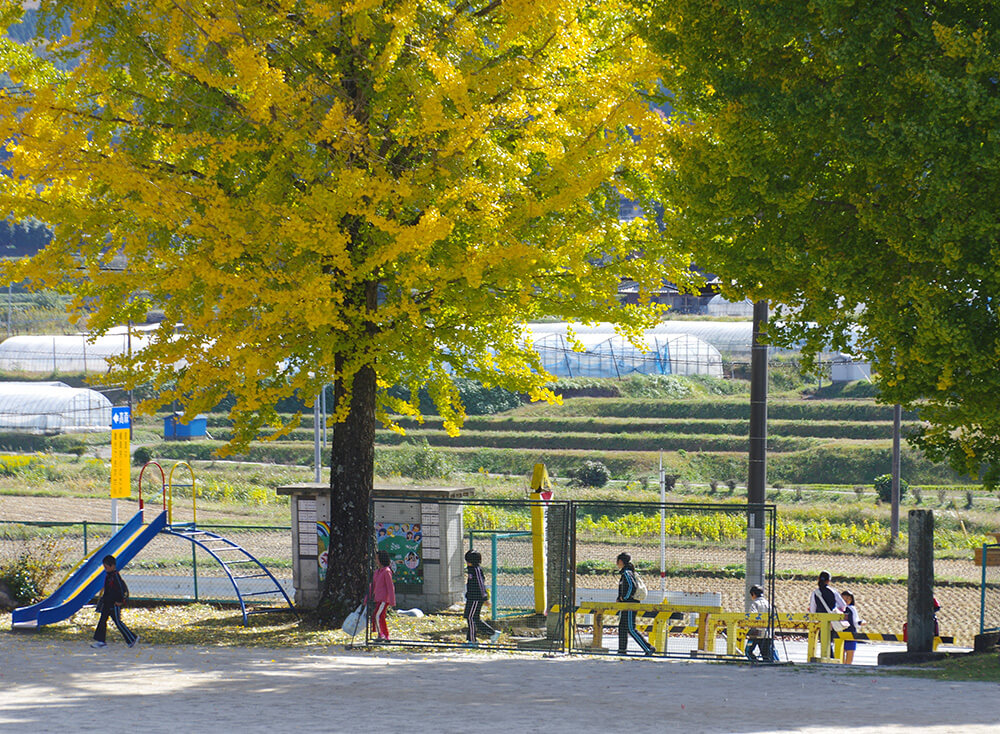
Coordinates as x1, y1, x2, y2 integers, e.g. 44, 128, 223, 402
2, 634, 998, 733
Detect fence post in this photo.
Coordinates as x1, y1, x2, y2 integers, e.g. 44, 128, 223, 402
193, 543, 199, 601
83, 521, 88, 557
981, 543, 989, 636
491, 533, 498, 618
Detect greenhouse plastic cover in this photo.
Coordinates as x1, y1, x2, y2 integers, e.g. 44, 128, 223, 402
524, 323, 724, 378
0, 381, 112, 434
0, 333, 150, 373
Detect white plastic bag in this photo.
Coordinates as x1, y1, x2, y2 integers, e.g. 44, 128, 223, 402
342, 604, 367, 637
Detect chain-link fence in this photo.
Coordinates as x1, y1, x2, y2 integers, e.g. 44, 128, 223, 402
568, 500, 775, 660
364, 497, 776, 659
980, 543, 1000, 635
0, 520, 292, 605
365, 496, 570, 652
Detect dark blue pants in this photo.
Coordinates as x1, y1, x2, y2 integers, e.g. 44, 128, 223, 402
618, 607, 654, 654
464, 599, 496, 642
94, 604, 136, 645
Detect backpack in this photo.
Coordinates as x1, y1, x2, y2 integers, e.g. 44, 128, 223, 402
632, 570, 648, 602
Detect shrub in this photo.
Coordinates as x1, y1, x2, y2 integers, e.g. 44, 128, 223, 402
874, 474, 908, 503
0, 536, 66, 605
575, 460, 611, 488
965, 490, 974, 510
376, 439, 451, 480
133, 446, 153, 466
912, 487, 923, 505
617, 374, 694, 399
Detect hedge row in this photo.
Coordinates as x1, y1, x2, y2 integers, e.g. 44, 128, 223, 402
370, 429, 815, 453
143, 440, 963, 485
204, 415, 911, 442
392, 416, 909, 441
518, 399, 917, 422
207, 425, 815, 453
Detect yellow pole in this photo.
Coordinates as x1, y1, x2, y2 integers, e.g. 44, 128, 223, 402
168, 461, 196, 525
529, 463, 551, 615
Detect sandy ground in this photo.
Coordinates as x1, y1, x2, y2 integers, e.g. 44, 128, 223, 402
2, 635, 1000, 734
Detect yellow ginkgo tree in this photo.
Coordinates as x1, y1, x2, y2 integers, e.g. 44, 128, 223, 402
0, 1, 689, 617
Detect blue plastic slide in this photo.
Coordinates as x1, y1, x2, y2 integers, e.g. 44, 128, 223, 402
11, 509, 167, 629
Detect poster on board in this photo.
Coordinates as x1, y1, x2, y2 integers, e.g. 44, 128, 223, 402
375, 522, 423, 586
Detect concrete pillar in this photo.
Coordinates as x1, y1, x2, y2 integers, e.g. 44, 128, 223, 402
907, 509, 935, 653
746, 299, 768, 609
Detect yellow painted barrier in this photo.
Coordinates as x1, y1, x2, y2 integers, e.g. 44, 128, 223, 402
709, 612, 843, 662
553, 602, 723, 653
832, 631, 954, 659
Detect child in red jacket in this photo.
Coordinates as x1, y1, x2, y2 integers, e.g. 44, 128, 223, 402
369, 550, 396, 643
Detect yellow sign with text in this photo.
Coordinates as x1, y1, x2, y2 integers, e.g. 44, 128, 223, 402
110, 407, 130, 499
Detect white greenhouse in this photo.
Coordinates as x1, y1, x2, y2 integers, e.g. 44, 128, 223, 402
524, 323, 724, 378
0, 382, 112, 434
0, 333, 150, 373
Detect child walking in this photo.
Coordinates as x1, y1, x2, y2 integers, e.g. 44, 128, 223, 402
464, 550, 500, 646
616, 552, 654, 656
841, 590, 863, 664
91, 555, 138, 649
745, 584, 777, 662
369, 550, 396, 643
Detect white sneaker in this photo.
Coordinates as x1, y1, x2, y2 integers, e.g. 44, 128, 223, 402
128, 636, 140, 648
489, 631, 501, 643
90, 641, 107, 648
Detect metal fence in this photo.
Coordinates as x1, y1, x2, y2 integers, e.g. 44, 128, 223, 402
364, 497, 776, 660
0, 520, 292, 603
367, 496, 570, 652
980, 543, 1000, 635
568, 500, 775, 660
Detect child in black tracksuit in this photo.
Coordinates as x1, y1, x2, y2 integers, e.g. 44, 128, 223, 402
616, 552, 653, 656
91, 555, 138, 649
464, 550, 500, 645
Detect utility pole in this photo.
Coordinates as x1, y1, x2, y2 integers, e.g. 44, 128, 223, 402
746, 299, 768, 609
891, 403, 902, 542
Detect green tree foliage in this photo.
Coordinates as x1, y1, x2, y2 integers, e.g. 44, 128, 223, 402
642, 1, 1000, 483
0, 0, 690, 618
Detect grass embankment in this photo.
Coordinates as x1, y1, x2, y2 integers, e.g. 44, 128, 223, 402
886, 653, 1000, 682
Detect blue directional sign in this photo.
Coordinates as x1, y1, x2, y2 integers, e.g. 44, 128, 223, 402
111, 407, 131, 430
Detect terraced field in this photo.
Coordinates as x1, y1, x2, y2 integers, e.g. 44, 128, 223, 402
171, 395, 964, 486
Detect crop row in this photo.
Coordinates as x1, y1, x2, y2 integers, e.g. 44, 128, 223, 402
462, 506, 986, 551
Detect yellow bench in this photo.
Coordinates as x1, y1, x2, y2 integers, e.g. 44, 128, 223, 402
552, 602, 722, 653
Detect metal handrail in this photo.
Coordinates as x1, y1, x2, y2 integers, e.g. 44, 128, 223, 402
167, 461, 197, 525
138, 461, 166, 512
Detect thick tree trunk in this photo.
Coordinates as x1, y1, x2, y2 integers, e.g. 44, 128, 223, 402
317, 282, 378, 624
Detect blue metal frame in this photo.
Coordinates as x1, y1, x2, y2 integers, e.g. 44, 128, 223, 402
162, 525, 295, 625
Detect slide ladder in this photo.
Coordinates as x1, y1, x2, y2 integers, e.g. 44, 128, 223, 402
163, 524, 294, 625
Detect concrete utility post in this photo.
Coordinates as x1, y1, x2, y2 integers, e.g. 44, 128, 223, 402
745, 299, 768, 609
907, 509, 935, 653
891, 404, 902, 541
